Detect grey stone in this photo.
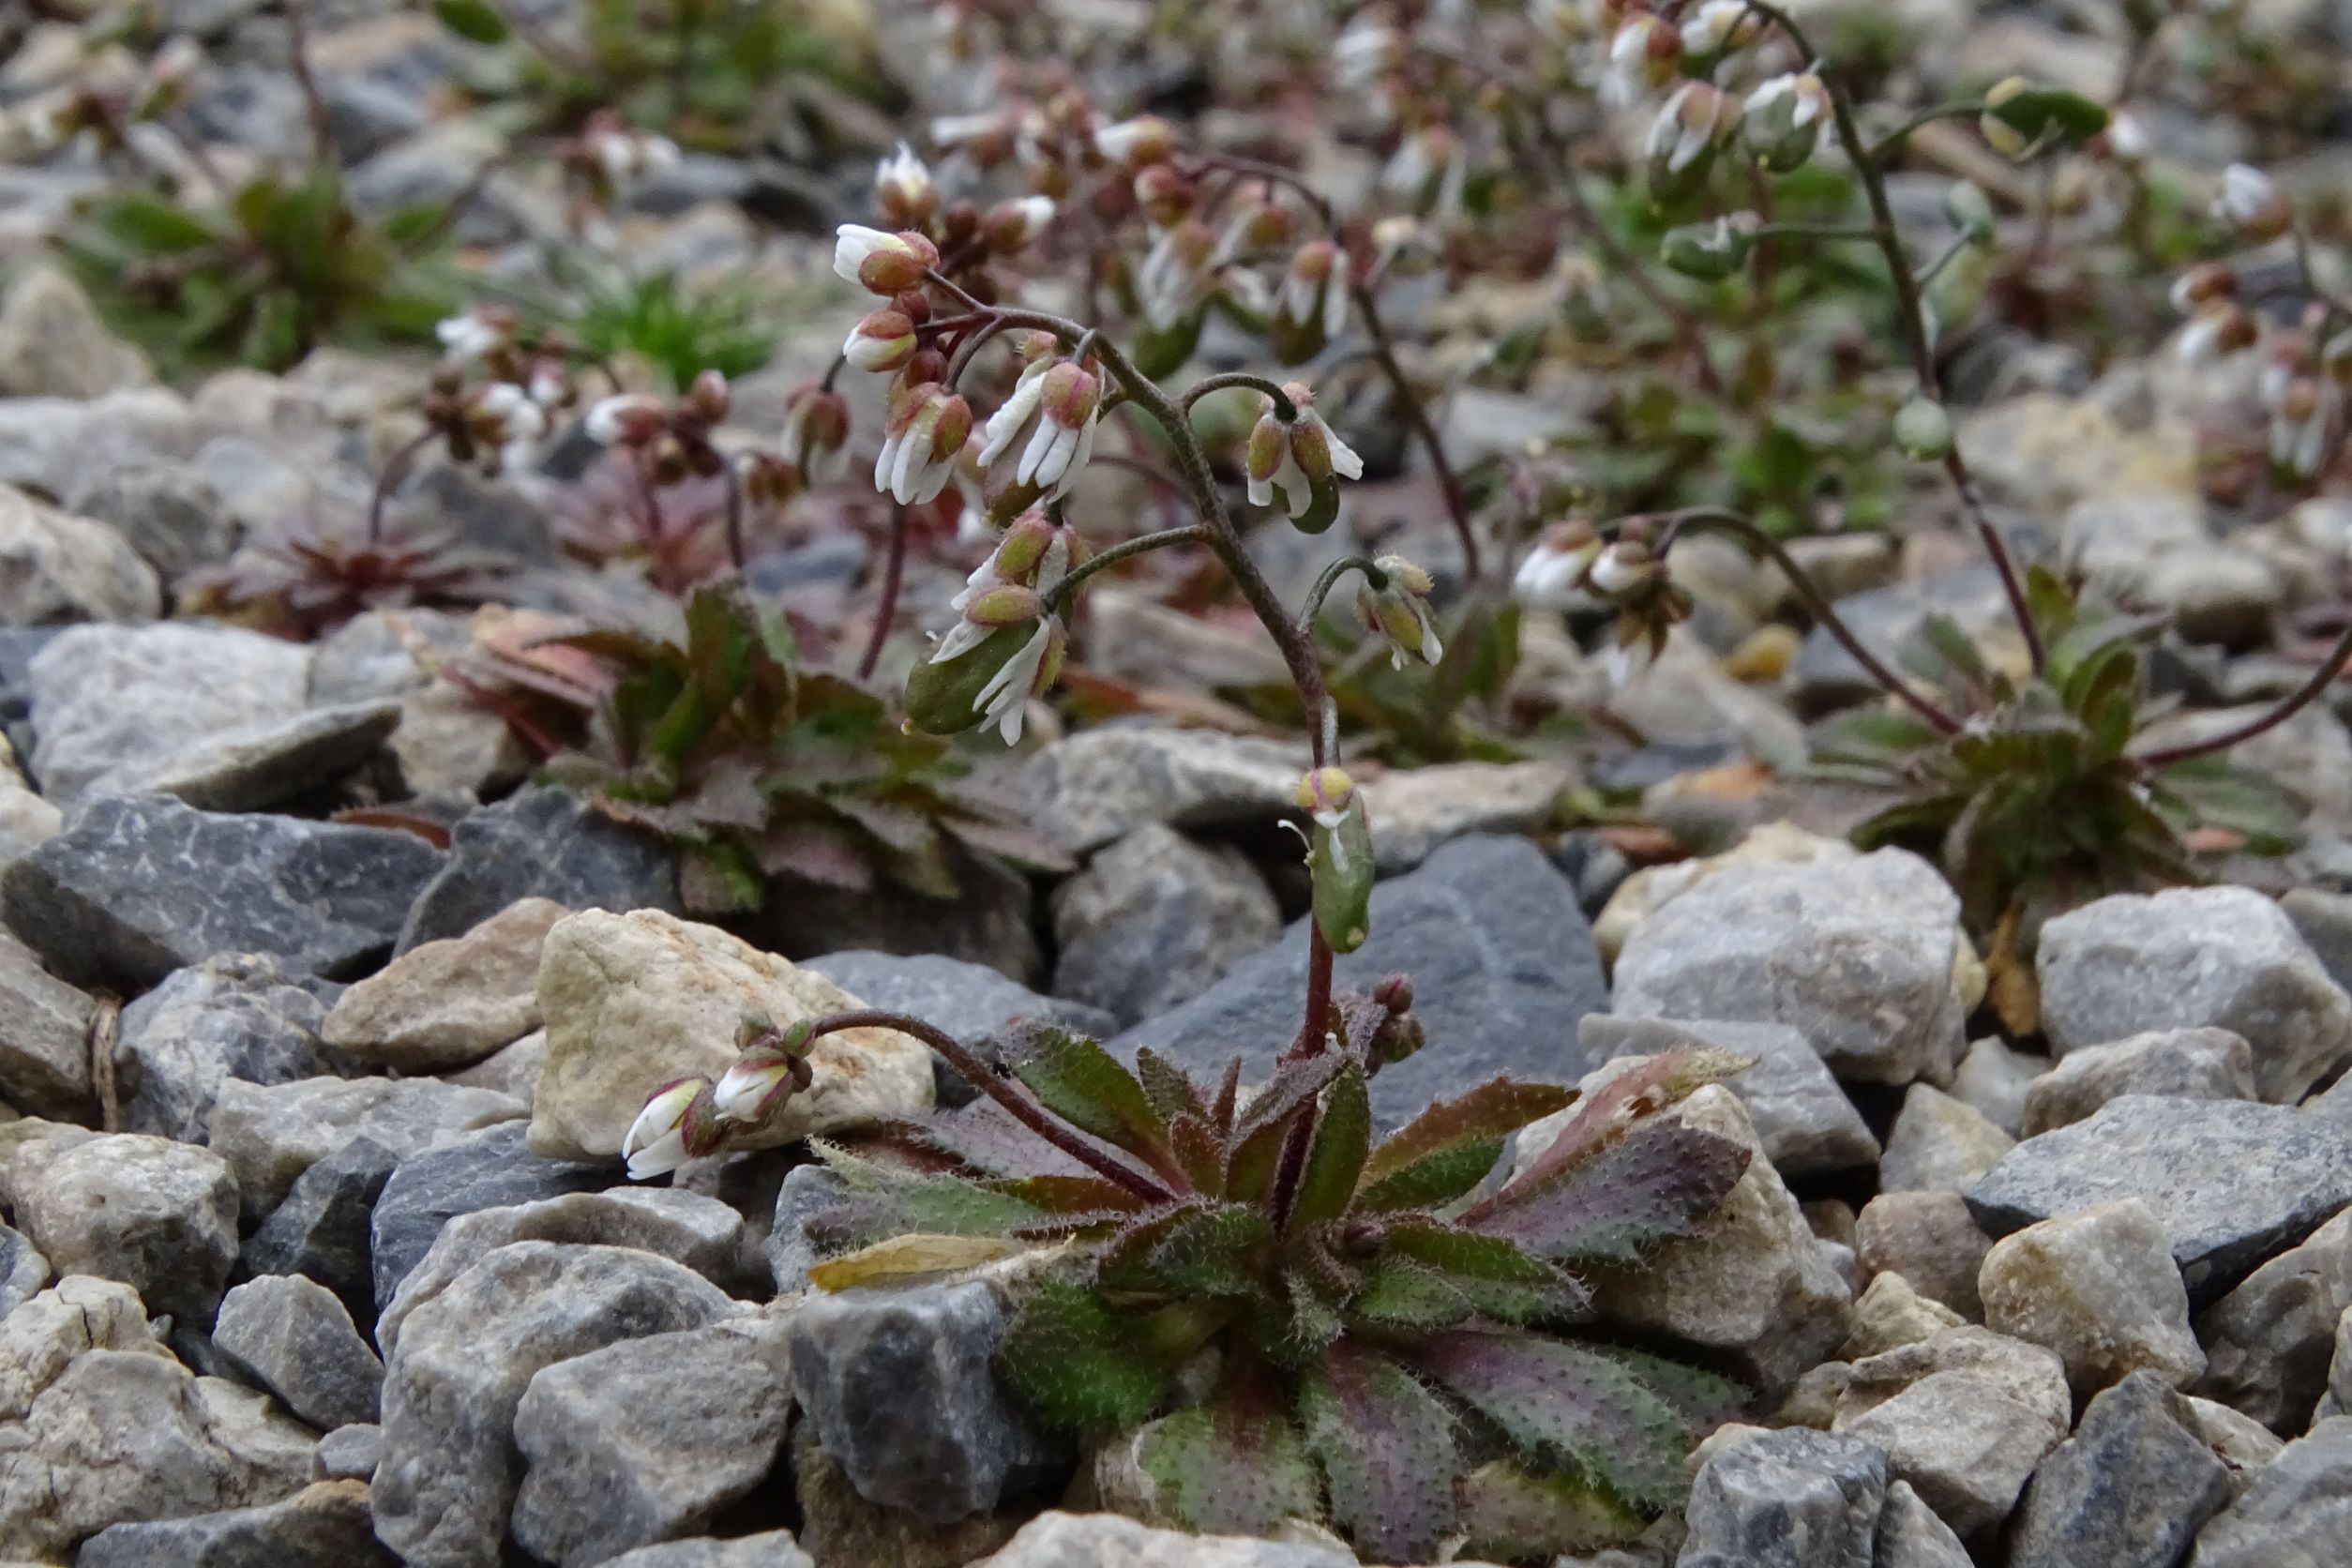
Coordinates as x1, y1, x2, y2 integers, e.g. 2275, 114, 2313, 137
0, 1348, 317, 1561
1048, 824, 1282, 1029
0, 926, 95, 1120
1979, 1199, 2204, 1395
0, 481, 159, 626
371, 1241, 739, 1568
1858, 1193, 1996, 1320
74, 1477, 395, 1567
238, 1136, 400, 1324
0, 1218, 48, 1318
790, 1418, 1029, 1568
752, 837, 1045, 985
1872, 1480, 1970, 1567
2010, 1370, 2235, 1567
26, 622, 308, 807
806, 948, 1117, 1106
313, 1422, 382, 1482
1948, 1036, 2048, 1138
2063, 494, 2281, 646
212, 1274, 384, 1431
604, 1532, 816, 1568
1879, 1085, 2015, 1195
1834, 1328, 2071, 1538
1581, 1016, 1878, 1174
1116, 835, 1610, 1127
323, 896, 565, 1071
0, 388, 199, 504
114, 954, 339, 1144
512, 1313, 794, 1565
2284, 886, 2352, 998
1612, 849, 1968, 1085
10, 1133, 238, 1323
2038, 886, 2352, 1104
0, 264, 152, 400
444, 1026, 548, 1106
63, 459, 239, 580
1676, 1426, 1889, 1568
369, 1122, 618, 1309
1791, 568, 2016, 714
972, 1510, 1350, 1567
1843, 1272, 1968, 1360
788, 1274, 1064, 1523
397, 785, 677, 954
2193, 1208, 2352, 1432
1016, 727, 1304, 856
2187, 1415, 2352, 1566
132, 700, 402, 814
2020, 1028, 2259, 1136
208, 1073, 526, 1223
1, 794, 444, 989
765, 1163, 845, 1293
1966, 1095, 2352, 1303
377, 1186, 746, 1359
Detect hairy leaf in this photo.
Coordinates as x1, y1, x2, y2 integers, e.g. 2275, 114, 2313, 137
805, 1233, 1024, 1290
1412, 1329, 1693, 1509
1382, 1219, 1591, 1321
1470, 1118, 1749, 1263
1598, 1347, 1750, 1431
1349, 1258, 1476, 1329
997, 1274, 1172, 1428
1456, 1461, 1648, 1559
1007, 1025, 1170, 1164
1360, 1078, 1576, 1214
1289, 1063, 1371, 1229
1472, 1047, 1749, 1219
812, 1142, 1053, 1238
1300, 1343, 1463, 1562
1226, 1053, 1345, 1201
989, 1173, 1153, 1217
1136, 1048, 1209, 1126
1168, 1114, 1226, 1197
908, 1099, 1098, 1181
1129, 1391, 1320, 1537
1145, 1203, 1275, 1299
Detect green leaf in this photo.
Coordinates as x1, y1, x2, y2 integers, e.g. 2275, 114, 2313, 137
1359, 1078, 1576, 1214
1412, 1329, 1694, 1509
93, 194, 219, 254
811, 1141, 1054, 1239
1006, 1026, 1169, 1163
1130, 1392, 1321, 1537
1473, 1047, 1750, 1214
1456, 1461, 1649, 1560
1300, 1342, 1463, 1562
1468, 1119, 1751, 1264
1985, 84, 2110, 150
1349, 1258, 1476, 1328
1381, 1218, 1589, 1321
1288, 1063, 1371, 1229
1135, 1048, 1209, 1127
1142, 1203, 1274, 1298
1598, 1347, 1750, 1431
432, 0, 513, 42
996, 1274, 1172, 1427
1225, 1053, 1345, 1202
684, 582, 760, 707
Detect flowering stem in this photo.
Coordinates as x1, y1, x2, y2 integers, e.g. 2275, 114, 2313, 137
1181, 372, 1297, 419
366, 429, 440, 548
284, 0, 334, 171
1757, 222, 1882, 242
1300, 554, 1388, 630
1865, 102, 1991, 165
2133, 619, 2352, 766
1351, 282, 1482, 585
858, 504, 909, 680
716, 448, 746, 575
795, 1011, 1176, 1204
1044, 523, 1214, 610
1745, 1, 2046, 676
1913, 230, 1977, 289
1639, 507, 1963, 733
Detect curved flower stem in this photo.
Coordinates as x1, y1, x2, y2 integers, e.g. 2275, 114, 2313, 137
1643, 506, 1963, 734
795, 1011, 1176, 1204
717, 449, 746, 575
1181, 372, 1296, 418
2133, 620, 2352, 766
1300, 554, 1388, 630
1350, 282, 1482, 585
1865, 102, 1991, 165
1045, 524, 1214, 610
1744, 1, 2046, 676
858, 504, 909, 680
366, 429, 440, 547
284, 0, 334, 170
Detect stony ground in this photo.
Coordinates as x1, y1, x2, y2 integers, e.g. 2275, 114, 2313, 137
6, 2, 2352, 1567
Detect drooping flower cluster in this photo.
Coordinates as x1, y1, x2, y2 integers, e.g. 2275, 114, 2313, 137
1245, 384, 1365, 534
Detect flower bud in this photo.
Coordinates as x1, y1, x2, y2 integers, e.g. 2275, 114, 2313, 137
1357, 553, 1444, 670
1681, 0, 1761, 64
780, 384, 850, 474
1741, 73, 1829, 173
1133, 164, 1197, 228
983, 194, 1055, 253
1943, 181, 1997, 244
1093, 114, 1173, 168
832, 224, 942, 296
1294, 766, 1357, 827
585, 393, 668, 447
1892, 397, 1954, 460
1603, 14, 1682, 108
1246, 385, 1365, 534
685, 369, 730, 426
2176, 302, 2256, 365
1587, 538, 1659, 598
1647, 83, 1736, 205
873, 143, 937, 228
1514, 518, 1603, 609
623, 1077, 721, 1179
843, 309, 919, 373
2215, 163, 2293, 242
1980, 78, 2110, 161
714, 1018, 817, 1123
1659, 212, 1759, 280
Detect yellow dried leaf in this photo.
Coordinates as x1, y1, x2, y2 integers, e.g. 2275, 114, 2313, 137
806, 1234, 1025, 1291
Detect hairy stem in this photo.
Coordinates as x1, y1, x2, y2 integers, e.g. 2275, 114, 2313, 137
1351, 282, 1482, 585
1300, 554, 1388, 630
799, 1012, 1175, 1204
1045, 523, 1214, 609
1645, 507, 1962, 733
2134, 620, 2352, 766
1181, 371, 1296, 418
858, 503, 910, 680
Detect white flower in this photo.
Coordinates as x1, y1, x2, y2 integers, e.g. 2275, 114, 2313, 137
1138, 221, 1214, 329
475, 382, 548, 472
831, 224, 937, 294
623, 1078, 710, 1180
930, 112, 1004, 150
874, 142, 936, 223
435, 309, 509, 364
1246, 402, 1364, 519
1680, 0, 1753, 55
1093, 115, 1170, 165
584, 394, 664, 446
977, 359, 1101, 500
1382, 128, 1468, 217
1602, 14, 1672, 109
1333, 20, 1400, 89
873, 387, 972, 505
2106, 109, 2149, 165
1588, 540, 1655, 596
1649, 83, 1728, 178
1274, 243, 1349, 344
987, 194, 1056, 249
713, 1048, 803, 1123
2216, 163, 2292, 239
1512, 524, 1602, 609
973, 618, 1059, 744
590, 123, 681, 186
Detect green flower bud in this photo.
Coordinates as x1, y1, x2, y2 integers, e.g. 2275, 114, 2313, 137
1893, 397, 1954, 460
1659, 213, 1759, 281
904, 622, 1035, 735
